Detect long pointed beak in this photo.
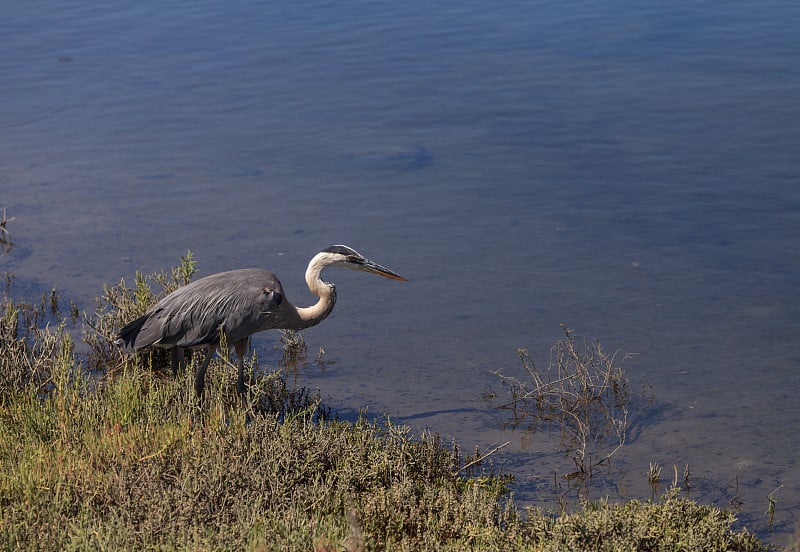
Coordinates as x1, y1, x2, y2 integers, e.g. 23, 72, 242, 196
360, 258, 407, 281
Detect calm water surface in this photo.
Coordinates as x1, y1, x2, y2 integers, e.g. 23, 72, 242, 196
3, 0, 799, 543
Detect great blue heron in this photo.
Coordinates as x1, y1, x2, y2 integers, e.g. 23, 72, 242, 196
116, 245, 406, 397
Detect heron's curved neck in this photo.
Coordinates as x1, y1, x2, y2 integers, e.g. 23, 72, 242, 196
291, 257, 337, 329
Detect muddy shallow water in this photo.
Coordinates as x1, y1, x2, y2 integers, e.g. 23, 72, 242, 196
3, 0, 800, 544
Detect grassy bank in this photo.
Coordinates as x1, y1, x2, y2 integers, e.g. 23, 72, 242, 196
0, 264, 774, 551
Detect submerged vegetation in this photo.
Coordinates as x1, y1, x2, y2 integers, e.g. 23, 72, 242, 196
0, 256, 775, 550
494, 326, 631, 486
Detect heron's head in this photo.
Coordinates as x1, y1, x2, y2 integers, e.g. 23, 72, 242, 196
315, 245, 407, 281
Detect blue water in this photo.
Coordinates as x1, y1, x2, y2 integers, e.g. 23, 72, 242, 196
2, 0, 799, 543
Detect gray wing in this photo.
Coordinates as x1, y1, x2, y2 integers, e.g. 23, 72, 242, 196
121, 268, 285, 349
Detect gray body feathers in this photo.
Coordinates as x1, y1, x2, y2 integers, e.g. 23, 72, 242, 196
117, 268, 286, 350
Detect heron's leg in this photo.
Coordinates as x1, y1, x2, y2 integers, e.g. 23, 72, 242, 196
194, 346, 215, 397
234, 338, 249, 396
172, 347, 185, 377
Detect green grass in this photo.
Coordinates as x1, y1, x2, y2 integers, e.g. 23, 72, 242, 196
0, 351, 513, 550
0, 261, 776, 551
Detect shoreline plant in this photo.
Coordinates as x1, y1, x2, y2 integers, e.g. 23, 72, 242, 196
0, 258, 775, 551
493, 326, 631, 486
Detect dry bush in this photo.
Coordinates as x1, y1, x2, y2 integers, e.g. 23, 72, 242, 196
495, 325, 631, 483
